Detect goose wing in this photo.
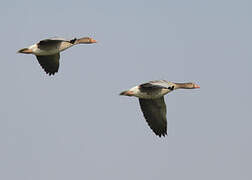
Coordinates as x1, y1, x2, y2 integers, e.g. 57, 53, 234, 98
36, 53, 60, 75
140, 80, 174, 91
37, 38, 67, 50
139, 97, 167, 137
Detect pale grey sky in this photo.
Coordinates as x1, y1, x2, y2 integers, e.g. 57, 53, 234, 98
0, 0, 251, 179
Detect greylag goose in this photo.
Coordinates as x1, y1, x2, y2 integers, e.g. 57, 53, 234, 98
120, 80, 200, 137
18, 37, 97, 75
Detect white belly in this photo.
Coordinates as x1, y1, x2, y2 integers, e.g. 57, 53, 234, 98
30, 42, 73, 56
131, 86, 172, 99
33, 48, 60, 56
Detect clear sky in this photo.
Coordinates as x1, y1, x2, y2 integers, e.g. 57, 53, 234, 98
0, 0, 251, 179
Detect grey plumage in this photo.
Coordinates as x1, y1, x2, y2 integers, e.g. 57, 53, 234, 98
139, 97, 167, 137
37, 38, 74, 50
120, 80, 199, 137
36, 53, 60, 75
140, 80, 175, 90
18, 36, 97, 75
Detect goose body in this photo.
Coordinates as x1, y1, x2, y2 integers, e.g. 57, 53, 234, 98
26, 38, 73, 56
122, 80, 177, 99
120, 80, 200, 137
18, 37, 97, 75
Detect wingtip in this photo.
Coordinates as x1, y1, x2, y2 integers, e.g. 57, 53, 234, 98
156, 132, 167, 138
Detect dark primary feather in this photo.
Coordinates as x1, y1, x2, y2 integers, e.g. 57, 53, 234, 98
139, 82, 165, 89
36, 53, 60, 75
140, 80, 171, 89
139, 97, 167, 137
139, 83, 164, 95
37, 39, 65, 50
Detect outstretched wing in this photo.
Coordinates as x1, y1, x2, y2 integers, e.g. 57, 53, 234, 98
36, 53, 60, 75
139, 97, 167, 137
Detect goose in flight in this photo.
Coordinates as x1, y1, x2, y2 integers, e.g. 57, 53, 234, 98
18, 37, 97, 75
120, 80, 200, 137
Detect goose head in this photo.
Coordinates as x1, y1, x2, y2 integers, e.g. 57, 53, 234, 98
174, 82, 200, 89
76, 37, 97, 44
